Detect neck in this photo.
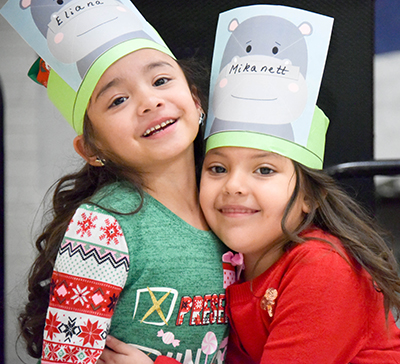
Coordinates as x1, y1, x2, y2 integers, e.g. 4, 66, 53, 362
243, 244, 285, 281
140, 150, 208, 231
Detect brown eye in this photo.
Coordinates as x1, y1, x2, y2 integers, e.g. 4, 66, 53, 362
211, 166, 226, 174
110, 96, 127, 108
154, 77, 170, 87
257, 167, 273, 175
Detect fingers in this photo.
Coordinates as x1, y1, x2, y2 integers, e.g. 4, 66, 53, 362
98, 346, 115, 363
100, 336, 154, 364
105, 335, 129, 354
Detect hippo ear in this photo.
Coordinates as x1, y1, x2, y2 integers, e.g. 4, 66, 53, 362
228, 18, 240, 32
20, 0, 31, 9
298, 22, 313, 36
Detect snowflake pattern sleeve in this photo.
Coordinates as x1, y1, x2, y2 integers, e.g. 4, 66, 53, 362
41, 205, 130, 364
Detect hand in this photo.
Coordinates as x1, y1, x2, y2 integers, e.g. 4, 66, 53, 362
98, 335, 154, 364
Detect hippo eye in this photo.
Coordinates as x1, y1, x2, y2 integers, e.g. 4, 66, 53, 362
57, 0, 64, 5
272, 46, 279, 55
246, 45, 252, 53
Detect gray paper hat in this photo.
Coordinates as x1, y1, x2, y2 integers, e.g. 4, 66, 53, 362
205, 5, 333, 169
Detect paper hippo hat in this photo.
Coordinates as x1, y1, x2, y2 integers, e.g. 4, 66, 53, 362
0, 0, 174, 135
205, 5, 333, 169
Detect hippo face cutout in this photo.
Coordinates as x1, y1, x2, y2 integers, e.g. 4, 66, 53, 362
213, 54, 308, 125
20, 0, 71, 37
46, 0, 144, 64
21, 0, 150, 65
220, 16, 312, 78
208, 12, 315, 139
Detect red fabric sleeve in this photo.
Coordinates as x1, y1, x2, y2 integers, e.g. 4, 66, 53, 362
154, 356, 182, 364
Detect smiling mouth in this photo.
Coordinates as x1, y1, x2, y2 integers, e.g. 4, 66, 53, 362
220, 208, 259, 214
231, 95, 277, 101
143, 119, 177, 137
77, 17, 118, 37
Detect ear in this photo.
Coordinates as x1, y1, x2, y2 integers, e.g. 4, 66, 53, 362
190, 86, 201, 108
301, 196, 312, 214
298, 21, 313, 36
190, 91, 204, 115
228, 18, 239, 32
73, 135, 101, 167
20, 0, 31, 9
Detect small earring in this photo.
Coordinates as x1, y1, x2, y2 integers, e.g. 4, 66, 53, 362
95, 157, 105, 166
199, 112, 205, 125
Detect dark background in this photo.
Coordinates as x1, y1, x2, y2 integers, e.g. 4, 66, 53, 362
133, 0, 376, 206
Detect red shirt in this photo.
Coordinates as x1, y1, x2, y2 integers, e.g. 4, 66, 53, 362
225, 228, 400, 363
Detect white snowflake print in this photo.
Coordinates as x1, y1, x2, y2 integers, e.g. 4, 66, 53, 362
71, 285, 90, 306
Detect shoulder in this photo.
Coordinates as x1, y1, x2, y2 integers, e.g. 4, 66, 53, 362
90, 181, 144, 213
289, 228, 348, 262
275, 228, 359, 284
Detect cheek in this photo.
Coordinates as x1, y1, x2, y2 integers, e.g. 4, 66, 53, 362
54, 33, 64, 44
219, 78, 228, 88
199, 181, 209, 210
199, 179, 216, 211
288, 83, 299, 93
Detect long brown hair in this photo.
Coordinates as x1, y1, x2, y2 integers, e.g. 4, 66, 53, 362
280, 162, 400, 320
18, 57, 208, 358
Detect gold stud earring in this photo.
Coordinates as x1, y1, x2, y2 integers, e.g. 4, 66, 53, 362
95, 157, 105, 166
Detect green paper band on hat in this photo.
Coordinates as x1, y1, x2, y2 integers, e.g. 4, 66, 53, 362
47, 38, 174, 135
206, 106, 329, 169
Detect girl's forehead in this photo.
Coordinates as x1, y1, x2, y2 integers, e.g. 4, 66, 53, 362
91, 49, 178, 96
207, 147, 288, 160
109, 48, 176, 72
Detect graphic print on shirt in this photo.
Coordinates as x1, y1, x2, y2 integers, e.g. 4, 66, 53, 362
127, 327, 228, 364
133, 287, 179, 326
128, 263, 231, 362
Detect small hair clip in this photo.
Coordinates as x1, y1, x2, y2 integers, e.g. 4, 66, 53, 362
260, 287, 278, 317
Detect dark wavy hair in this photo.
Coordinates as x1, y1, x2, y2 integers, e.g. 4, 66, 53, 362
18, 57, 209, 358
277, 162, 400, 320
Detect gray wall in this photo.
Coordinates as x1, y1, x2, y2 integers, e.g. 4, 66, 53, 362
1, 3, 79, 361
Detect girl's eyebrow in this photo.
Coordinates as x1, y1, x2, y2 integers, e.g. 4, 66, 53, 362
93, 61, 173, 102
94, 78, 122, 102
209, 149, 276, 159
254, 151, 278, 159
145, 61, 173, 71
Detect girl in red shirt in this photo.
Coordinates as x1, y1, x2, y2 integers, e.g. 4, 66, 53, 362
198, 4, 400, 362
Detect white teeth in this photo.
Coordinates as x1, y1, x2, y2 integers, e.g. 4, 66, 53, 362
143, 119, 175, 137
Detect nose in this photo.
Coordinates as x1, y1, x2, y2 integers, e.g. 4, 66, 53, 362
222, 171, 248, 196
137, 87, 165, 115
